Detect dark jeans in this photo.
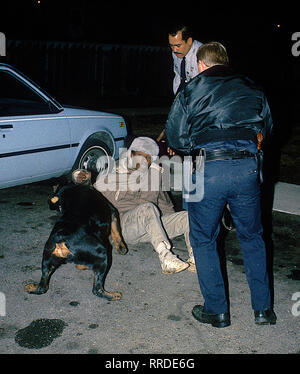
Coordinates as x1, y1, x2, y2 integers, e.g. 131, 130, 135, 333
187, 157, 271, 314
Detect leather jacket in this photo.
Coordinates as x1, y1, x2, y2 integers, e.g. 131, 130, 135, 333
165, 65, 273, 154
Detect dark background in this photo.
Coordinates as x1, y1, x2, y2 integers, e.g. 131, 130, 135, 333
2, 1, 296, 66
2, 1, 296, 45
1, 1, 298, 127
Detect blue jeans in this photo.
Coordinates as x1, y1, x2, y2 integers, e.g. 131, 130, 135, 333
187, 157, 271, 314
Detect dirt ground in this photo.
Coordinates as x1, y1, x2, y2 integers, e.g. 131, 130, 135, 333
0, 110, 300, 355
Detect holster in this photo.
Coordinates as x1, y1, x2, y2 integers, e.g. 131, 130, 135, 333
255, 150, 264, 184
256, 132, 264, 184
194, 149, 205, 173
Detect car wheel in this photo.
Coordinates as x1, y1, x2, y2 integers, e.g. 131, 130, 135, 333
73, 139, 112, 182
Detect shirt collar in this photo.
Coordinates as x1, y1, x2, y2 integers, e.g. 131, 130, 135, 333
185, 40, 197, 60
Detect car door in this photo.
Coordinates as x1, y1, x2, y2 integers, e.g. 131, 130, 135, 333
0, 67, 71, 188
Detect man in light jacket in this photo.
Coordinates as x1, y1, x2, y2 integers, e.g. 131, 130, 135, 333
94, 137, 195, 274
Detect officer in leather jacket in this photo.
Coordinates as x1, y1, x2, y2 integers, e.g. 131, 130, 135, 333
165, 42, 276, 327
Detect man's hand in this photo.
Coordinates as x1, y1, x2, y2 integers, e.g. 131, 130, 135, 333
167, 147, 176, 156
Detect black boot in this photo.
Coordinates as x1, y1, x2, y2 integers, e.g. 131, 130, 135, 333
254, 309, 277, 325
192, 305, 231, 328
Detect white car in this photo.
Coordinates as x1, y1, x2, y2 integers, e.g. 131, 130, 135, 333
0, 63, 127, 189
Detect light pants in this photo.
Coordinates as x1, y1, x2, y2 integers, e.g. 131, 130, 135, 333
120, 202, 194, 261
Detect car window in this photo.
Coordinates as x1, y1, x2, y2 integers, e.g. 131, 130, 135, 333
0, 71, 55, 116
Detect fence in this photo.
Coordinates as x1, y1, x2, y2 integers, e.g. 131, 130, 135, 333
5, 40, 174, 103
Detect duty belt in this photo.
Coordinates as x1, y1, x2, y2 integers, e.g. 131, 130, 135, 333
192, 148, 256, 162
191, 148, 262, 184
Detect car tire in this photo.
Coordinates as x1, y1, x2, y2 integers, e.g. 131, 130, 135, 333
73, 139, 112, 183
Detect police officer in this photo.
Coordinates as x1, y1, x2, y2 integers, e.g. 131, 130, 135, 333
168, 24, 202, 96
165, 42, 276, 328
157, 25, 202, 144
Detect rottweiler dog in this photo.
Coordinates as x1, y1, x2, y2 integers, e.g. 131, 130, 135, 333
25, 181, 128, 301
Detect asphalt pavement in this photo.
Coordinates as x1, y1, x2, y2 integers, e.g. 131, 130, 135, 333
0, 179, 299, 356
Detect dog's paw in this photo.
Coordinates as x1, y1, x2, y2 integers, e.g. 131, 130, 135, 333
104, 291, 122, 301
24, 283, 38, 293
93, 288, 122, 301
116, 241, 128, 255
24, 283, 47, 295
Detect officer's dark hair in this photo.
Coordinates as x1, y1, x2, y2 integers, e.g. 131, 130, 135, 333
168, 25, 193, 42
196, 42, 229, 67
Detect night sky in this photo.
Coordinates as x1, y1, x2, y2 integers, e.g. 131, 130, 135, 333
2, 0, 297, 98
2, 0, 296, 46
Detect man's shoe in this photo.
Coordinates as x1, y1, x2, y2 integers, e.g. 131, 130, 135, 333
192, 305, 230, 328
160, 252, 189, 274
254, 309, 277, 325
156, 242, 189, 274
187, 258, 196, 273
